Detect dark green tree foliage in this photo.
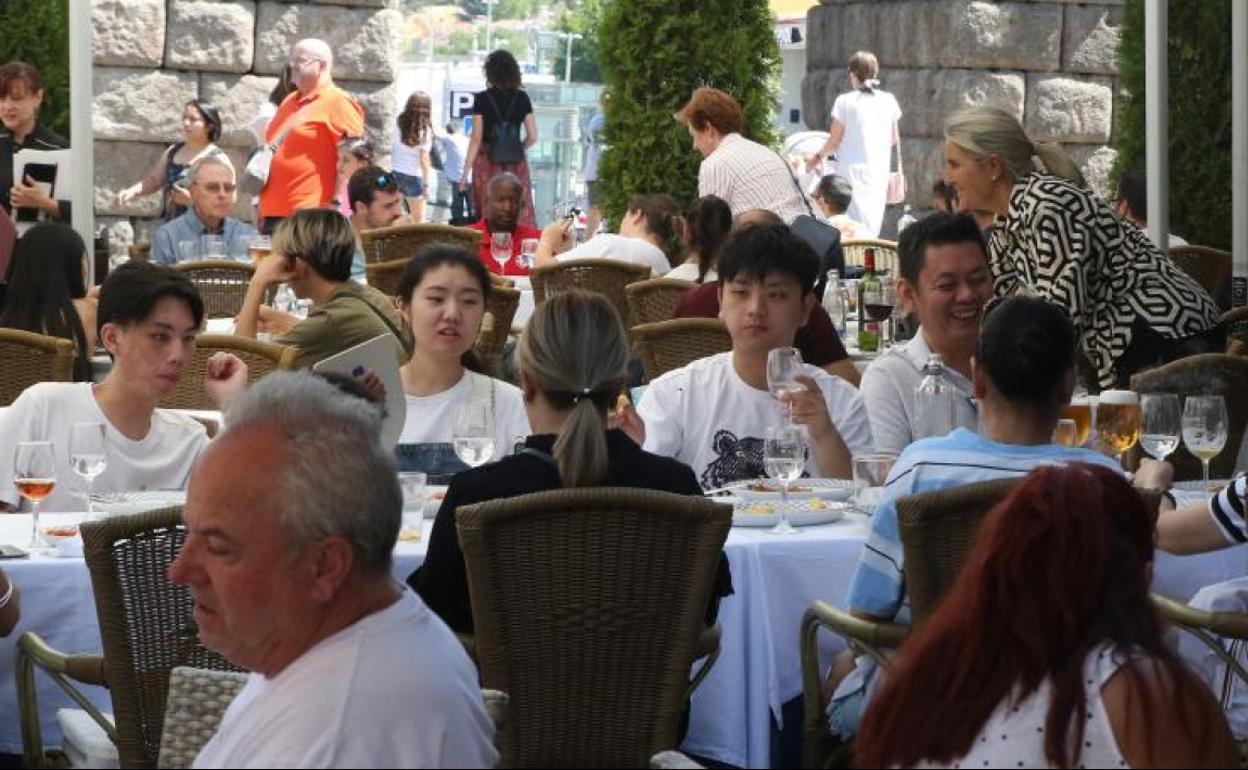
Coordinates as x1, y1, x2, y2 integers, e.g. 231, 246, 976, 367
551, 0, 604, 83
596, 0, 780, 224
1113, 0, 1232, 249
0, 0, 70, 138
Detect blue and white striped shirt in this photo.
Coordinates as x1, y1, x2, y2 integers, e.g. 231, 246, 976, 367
1208, 475, 1248, 545
846, 428, 1121, 620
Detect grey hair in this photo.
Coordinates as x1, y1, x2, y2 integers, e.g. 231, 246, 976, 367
223, 371, 400, 574
518, 291, 630, 488
943, 106, 1085, 187
188, 155, 235, 185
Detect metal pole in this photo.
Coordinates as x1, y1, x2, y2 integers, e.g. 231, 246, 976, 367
565, 34, 574, 82
1145, 0, 1168, 253
1234, 0, 1247, 306
486, 0, 494, 52
69, 0, 94, 282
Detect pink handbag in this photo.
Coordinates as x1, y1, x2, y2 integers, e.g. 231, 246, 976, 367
886, 142, 906, 205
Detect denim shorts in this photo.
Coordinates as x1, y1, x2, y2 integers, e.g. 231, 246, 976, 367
393, 171, 425, 198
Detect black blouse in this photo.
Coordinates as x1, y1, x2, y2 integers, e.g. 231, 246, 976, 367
0, 123, 71, 221
409, 430, 734, 634
471, 87, 533, 145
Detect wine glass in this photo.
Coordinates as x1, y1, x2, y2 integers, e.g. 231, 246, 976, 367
1182, 395, 1229, 490
13, 441, 57, 555
519, 237, 539, 270
490, 231, 513, 274
1139, 393, 1181, 462
452, 402, 496, 468
870, 275, 897, 349
852, 453, 896, 513
764, 424, 806, 535
1096, 389, 1141, 467
69, 423, 108, 518
1052, 418, 1079, 448
766, 347, 805, 421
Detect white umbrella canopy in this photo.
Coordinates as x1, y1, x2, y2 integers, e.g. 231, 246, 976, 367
784, 130, 829, 158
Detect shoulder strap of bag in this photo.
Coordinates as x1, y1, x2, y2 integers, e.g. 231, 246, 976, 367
485, 90, 519, 125
774, 149, 817, 219
268, 100, 317, 152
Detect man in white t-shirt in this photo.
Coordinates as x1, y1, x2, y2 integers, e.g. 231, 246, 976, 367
618, 224, 873, 488
859, 213, 992, 455
0, 262, 248, 513
173, 373, 497, 769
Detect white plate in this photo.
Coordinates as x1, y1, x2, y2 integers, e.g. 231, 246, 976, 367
732, 500, 848, 528
733, 478, 853, 502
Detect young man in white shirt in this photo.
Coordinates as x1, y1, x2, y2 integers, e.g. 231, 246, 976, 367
173, 373, 497, 769
859, 213, 993, 454
0, 262, 247, 512
617, 224, 873, 488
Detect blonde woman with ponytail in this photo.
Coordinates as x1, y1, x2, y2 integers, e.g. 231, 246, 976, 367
410, 290, 732, 635
943, 105, 1223, 390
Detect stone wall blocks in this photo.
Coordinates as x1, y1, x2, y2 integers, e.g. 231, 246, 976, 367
93, 68, 200, 143
254, 3, 402, 82
200, 74, 281, 149
888, 69, 1025, 138
92, 0, 166, 67
339, 80, 398, 154
1063, 5, 1123, 75
1025, 74, 1114, 143
166, 1, 256, 74
94, 141, 172, 217
1069, 144, 1118, 200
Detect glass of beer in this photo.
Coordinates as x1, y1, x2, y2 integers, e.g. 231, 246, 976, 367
13, 441, 57, 555
248, 235, 272, 264
1097, 390, 1142, 466
1053, 418, 1079, 448
1060, 394, 1094, 447
1182, 395, 1229, 490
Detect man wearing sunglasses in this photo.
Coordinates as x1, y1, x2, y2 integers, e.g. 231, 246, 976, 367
151, 156, 256, 265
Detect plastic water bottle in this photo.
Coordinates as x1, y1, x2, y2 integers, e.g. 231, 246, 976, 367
822, 272, 847, 339
914, 353, 956, 439
896, 204, 917, 235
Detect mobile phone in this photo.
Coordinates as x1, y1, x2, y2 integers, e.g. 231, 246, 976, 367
0, 544, 30, 559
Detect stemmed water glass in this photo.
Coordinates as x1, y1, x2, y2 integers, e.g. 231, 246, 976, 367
1182, 395, 1229, 490
1139, 394, 1181, 463
764, 424, 806, 535
452, 402, 496, 468
766, 347, 805, 422
519, 237, 540, 270
491, 231, 513, 274
69, 423, 108, 518
13, 441, 57, 555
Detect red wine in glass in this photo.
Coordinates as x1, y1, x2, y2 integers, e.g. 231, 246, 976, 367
864, 303, 894, 323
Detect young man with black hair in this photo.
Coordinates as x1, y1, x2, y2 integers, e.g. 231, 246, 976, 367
347, 165, 403, 281
618, 224, 872, 488
859, 213, 992, 454
0, 262, 248, 512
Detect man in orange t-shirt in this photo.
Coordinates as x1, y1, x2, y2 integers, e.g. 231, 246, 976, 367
467, 173, 541, 277
258, 39, 365, 233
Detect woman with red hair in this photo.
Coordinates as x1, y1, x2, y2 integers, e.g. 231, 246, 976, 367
855, 463, 1236, 769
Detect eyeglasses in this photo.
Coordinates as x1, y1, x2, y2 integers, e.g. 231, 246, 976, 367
198, 182, 237, 194
290, 54, 325, 68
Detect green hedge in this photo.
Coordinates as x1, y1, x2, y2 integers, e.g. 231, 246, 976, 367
595, 0, 780, 225
0, 0, 70, 139
1113, 0, 1231, 250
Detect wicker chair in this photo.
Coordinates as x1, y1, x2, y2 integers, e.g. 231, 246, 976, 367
1131, 354, 1248, 481
530, 258, 651, 329
475, 283, 521, 376
175, 261, 259, 319
17, 507, 242, 769
841, 238, 899, 275
0, 329, 76, 406
1224, 307, 1248, 356
359, 222, 483, 266
456, 488, 732, 767
364, 257, 408, 299
632, 318, 732, 383
625, 277, 698, 327
161, 334, 297, 410
1170, 245, 1232, 310
1151, 595, 1248, 717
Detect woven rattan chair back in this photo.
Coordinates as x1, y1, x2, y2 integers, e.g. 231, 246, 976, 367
1169, 245, 1232, 310
842, 238, 899, 274
0, 328, 76, 406
632, 318, 732, 383
158, 666, 249, 769
625, 278, 697, 328
456, 488, 731, 767
475, 283, 521, 376
161, 334, 297, 410
364, 257, 408, 299
530, 258, 651, 330
81, 507, 242, 769
896, 478, 1021, 627
175, 261, 259, 319
1223, 307, 1248, 355
359, 222, 483, 265
1131, 353, 1248, 481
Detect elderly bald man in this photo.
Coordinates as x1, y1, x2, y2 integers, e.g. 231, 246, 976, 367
175, 372, 497, 768
258, 38, 366, 235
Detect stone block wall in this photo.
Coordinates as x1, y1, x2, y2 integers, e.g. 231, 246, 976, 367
803, 0, 1123, 211
91, 0, 401, 248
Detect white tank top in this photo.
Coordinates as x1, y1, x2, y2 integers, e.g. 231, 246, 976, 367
920, 644, 1131, 769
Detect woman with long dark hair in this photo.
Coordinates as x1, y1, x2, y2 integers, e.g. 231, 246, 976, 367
0, 222, 94, 381
856, 463, 1236, 768
118, 99, 231, 219
460, 50, 538, 228
394, 91, 433, 222
667, 195, 733, 283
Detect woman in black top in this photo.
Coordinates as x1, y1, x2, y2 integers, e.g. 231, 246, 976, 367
410, 290, 732, 634
460, 50, 538, 228
0, 61, 69, 223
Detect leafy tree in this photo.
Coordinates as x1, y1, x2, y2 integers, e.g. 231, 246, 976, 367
0, 0, 70, 138
596, 0, 780, 224
1113, 0, 1232, 249
549, 0, 604, 83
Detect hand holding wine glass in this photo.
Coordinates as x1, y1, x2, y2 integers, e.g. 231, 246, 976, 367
452, 402, 496, 468
1139, 393, 1181, 462
766, 347, 804, 421
14, 441, 56, 554
764, 424, 805, 535
1182, 395, 1228, 490
69, 423, 108, 518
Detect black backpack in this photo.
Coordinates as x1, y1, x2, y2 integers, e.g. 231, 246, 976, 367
485, 91, 525, 165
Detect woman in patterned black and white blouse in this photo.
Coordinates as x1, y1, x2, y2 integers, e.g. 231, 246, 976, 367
942, 106, 1223, 390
